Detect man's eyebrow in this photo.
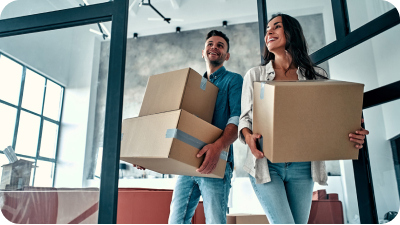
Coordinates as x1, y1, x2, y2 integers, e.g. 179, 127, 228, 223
218, 42, 225, 45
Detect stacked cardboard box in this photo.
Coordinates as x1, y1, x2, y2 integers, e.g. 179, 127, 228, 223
253, 80, 364, 163
0, 159, 35, 190
121, 68, 228, 178
117, 188, 173, 224
308, 189, 344, 224
227, 214, 269, 224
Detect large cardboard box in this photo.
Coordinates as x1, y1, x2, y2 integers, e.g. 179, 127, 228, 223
227, 214, 269, 224
253, 80, 364, 163
121, 109, 228, 178
117, 188, 173, 224
139, 68, 219, 123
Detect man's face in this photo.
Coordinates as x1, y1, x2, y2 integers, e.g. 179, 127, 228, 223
202, 36, 230, 66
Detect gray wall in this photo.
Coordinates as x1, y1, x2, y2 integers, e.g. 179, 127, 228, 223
91, 14, 330, 178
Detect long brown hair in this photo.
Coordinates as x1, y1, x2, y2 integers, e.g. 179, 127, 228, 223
262, 13, 327, 80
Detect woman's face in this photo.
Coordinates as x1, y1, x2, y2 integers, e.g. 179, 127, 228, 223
265, 16, 286, 53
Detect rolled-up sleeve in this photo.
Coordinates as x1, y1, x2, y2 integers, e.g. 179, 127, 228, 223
238, 70, 254, 144
227, 74, 243, 126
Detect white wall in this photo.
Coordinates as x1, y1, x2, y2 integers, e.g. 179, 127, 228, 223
55, 26, 102, 188
328, 0, 400, 221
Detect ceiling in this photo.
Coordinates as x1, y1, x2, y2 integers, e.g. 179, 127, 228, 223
0, 0, 259, 39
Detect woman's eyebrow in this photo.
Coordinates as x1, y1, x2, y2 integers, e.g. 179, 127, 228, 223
267, 21, 282, 29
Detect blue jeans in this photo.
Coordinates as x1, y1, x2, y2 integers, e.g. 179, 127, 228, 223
249, 161, 314, 224
168, 163, 233, 224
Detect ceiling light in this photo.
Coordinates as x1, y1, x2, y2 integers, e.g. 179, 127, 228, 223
223, 21, 228, 28
133, 33, 138, 39
89, 28, 103, 36
176, 27, 181, 33
99, 23, 110, 37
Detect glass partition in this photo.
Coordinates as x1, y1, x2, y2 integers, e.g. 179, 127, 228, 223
347, 0, 396, 32
0, 21, 112, 224
326, 23, 400, 223
266, 0, 336, 54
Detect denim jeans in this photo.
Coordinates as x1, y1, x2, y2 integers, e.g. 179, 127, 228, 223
168, 163, 233, 224
249, 160, 314, 224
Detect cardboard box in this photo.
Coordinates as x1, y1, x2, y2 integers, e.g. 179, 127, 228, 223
227, 214, 269, 224
253, 80, 364, 163
0, 159, 35, 190
117, 188, 173, 224
139, 68, 219, 123
309, 190, 344, 224
120, 109, 228, 178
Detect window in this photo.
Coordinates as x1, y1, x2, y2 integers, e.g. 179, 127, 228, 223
0, 52, 64, 188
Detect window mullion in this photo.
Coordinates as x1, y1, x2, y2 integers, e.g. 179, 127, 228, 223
52, 87, 65, 187
11, 67, 26, 150
32, 79, 48, 186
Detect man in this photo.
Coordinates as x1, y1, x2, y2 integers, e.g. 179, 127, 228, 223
168, 30, 243, 224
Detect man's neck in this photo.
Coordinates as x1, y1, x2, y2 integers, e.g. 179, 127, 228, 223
206, 63, 224, 79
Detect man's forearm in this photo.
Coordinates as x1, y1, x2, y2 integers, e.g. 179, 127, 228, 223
213, 124, 238, 151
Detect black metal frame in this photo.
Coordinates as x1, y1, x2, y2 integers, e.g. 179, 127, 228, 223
0, 51, 64, 187
257, 0, 268, 64
0, 0, 129, 223
390, 134, 400, 198
310, 8, 400, 65
258, 0, 400, 223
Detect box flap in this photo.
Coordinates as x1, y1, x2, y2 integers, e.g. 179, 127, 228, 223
138, 68, 189, 117
171, 109, 227, 178
180, 68, 219, 123
177, 109, 223, 146
121, 110, 181, 158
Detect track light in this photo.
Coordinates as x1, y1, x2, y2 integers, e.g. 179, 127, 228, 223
133, 33, 138, 39
223, 21, 228, 28
176, 27, 181, 33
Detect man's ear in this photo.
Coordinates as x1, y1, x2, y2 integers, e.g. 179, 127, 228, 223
225, 52, 230, 61
202, 49, 205, 58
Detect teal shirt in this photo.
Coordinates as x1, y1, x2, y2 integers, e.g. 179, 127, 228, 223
203, 66, 243, 166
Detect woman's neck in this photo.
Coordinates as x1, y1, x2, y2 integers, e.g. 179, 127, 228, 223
272, 49, 295, 70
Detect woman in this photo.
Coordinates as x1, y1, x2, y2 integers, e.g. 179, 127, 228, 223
238, 13, 369, 224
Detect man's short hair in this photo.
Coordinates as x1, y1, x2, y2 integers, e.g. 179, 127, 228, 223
206, 30, 230, 53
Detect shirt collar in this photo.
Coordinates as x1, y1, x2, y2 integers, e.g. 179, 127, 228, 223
265, 61, 306, 80
203, 66, 226, 80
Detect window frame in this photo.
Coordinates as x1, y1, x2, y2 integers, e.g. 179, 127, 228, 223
0, 51, 65, 187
